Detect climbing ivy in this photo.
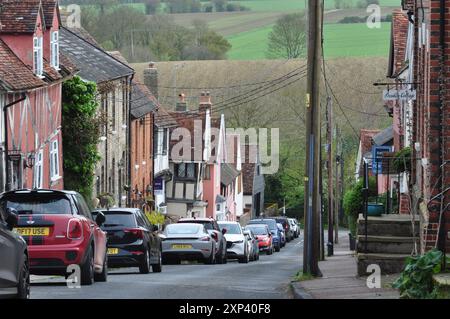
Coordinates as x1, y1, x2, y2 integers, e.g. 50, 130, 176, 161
62, 76, 102, 201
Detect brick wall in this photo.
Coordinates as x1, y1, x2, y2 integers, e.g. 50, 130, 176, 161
412, 0, 450, 253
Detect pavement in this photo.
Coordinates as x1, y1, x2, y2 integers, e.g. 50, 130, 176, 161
291, 233, 400, 299
29, 236, 304, 299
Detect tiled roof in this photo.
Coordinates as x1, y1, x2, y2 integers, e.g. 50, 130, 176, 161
360, 129, 380, 155
131, 82, 157, 119
59, 52, 79, 75
221, 163, 240, 186
372, 125, 394, 146
0, 0, 42, 33
155, 105, 177, 128
0, 38, 45, 91
59, 27, 134, 84
41, 0, 59, 29
388, 10, 409, 77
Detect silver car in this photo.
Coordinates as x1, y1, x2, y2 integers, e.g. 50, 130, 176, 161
243, 228, 259, 261
218, 221, 249, 263
288, 218, 300, 238
161, 223, 215, 264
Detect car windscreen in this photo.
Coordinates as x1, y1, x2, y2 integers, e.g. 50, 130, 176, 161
94, 212, 137, 228
166, 224, 202, 235
249, 220, 277, 230
179, 220, 213, 230
246, 225, 268, 235
218, 223, 241, 234
0, 193, 72, 215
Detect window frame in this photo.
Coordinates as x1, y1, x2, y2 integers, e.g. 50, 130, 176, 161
50, 31, 59, 69
34, 150, 44, 189
33, 36, 43, 77
50, 140, 60, 181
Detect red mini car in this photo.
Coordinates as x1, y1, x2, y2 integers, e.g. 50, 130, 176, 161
0, 189, 108, 285
244, 224, 274, 255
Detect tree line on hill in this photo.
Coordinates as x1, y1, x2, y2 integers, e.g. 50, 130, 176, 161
80, 6, 231, 62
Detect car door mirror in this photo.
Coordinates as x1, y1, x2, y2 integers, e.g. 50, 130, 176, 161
5, 208, 18, 230
221, 228, 227, 235
95, 212, 106, 227
152, 224, 159, 232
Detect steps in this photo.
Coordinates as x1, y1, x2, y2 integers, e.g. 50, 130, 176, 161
356, 214, 420, 276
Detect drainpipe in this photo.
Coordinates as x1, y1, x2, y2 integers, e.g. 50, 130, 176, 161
437, 0, 447, 262
3, 94, 26, 191
127, 74, 134, 207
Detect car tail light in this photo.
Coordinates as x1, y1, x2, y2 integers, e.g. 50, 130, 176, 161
200, 236, 211, 241
124, 228, 144, 239
285, 224, 289, 230
67, 219, 83, 240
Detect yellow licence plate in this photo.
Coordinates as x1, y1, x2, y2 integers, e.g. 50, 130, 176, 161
172, 244, 192, 249
107, 248, 119, 255
14, 227, 50, 236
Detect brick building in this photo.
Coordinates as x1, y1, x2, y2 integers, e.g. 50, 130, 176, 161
400, 0, 450, 254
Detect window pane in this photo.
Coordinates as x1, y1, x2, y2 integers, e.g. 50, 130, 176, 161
187, 163, 195, 178
177, 164, 186, 177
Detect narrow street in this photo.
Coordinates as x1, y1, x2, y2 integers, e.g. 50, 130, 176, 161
30, 237, 303, 299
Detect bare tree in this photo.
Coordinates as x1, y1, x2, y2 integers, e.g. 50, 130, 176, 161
267, 13, 307, 59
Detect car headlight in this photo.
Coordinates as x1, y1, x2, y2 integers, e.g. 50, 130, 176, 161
234, 240, 244, 244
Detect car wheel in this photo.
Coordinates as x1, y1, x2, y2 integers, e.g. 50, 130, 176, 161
152, 251, 162, 273
81, 246, 95, 286
239, 248, 249, 263
139, 248, 151, 274
266, 246, 273, 255
94, 254, 108, 282
17, 254, 30, 299
275, 244, 281, 252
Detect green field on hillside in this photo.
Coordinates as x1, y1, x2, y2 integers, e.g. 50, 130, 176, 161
227, 22, 391, 60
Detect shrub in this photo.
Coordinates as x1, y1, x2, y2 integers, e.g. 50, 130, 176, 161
343, 176, 376, 235
393, 249, 443, 299
393, 146, 412, 173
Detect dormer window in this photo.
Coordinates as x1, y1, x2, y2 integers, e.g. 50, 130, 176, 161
33, 36, 43, 77
51, 31, 59, 69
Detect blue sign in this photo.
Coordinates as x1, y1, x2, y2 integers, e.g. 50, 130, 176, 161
154, 177, 163, 195
372, 146, 392, 174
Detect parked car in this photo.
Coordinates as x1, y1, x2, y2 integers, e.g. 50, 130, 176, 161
218, 221, 250, 263
92, 208, 162, 274
161, 223, 215, 264
288, 218, 300, 238
267, 217, 294, 242
0, 207, 30, 299
244, 224, 273, 255
0, 189, 108, 285
243, 228, 259, 261
178, 217, 227, 264
247, 219, 281, 252
277, 223, 286, 248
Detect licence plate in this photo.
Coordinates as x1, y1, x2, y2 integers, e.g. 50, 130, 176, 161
172, 244, 192, 249
14, 227, 49, 236
107, 248, 119, 255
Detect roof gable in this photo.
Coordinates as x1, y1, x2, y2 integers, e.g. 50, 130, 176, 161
388, 10, 409, 77
0, 38, 45, 91
41, 0, 60, 29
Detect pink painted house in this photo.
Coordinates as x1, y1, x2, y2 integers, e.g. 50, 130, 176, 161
0, 0, 76, 191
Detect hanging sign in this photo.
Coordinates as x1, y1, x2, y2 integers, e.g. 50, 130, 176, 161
383, 89, 416, 101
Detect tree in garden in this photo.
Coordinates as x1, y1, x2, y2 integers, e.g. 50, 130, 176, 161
62, 76, 103, 201
267, 13, 307, 59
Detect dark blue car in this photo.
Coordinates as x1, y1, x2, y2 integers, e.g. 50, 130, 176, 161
247, 219, 281, 252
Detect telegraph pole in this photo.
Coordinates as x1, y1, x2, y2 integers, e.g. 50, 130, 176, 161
334, 125, 341, 244
303, 0, 323, 276
326, 96, 334, 256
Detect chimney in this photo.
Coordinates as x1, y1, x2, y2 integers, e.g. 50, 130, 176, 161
143, 61, 158, 99
176, 93, 187, 112
199, 91, 211, 113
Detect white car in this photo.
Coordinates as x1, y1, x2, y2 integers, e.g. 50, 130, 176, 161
218, 221, 250, 263
288, 218, 300, 238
